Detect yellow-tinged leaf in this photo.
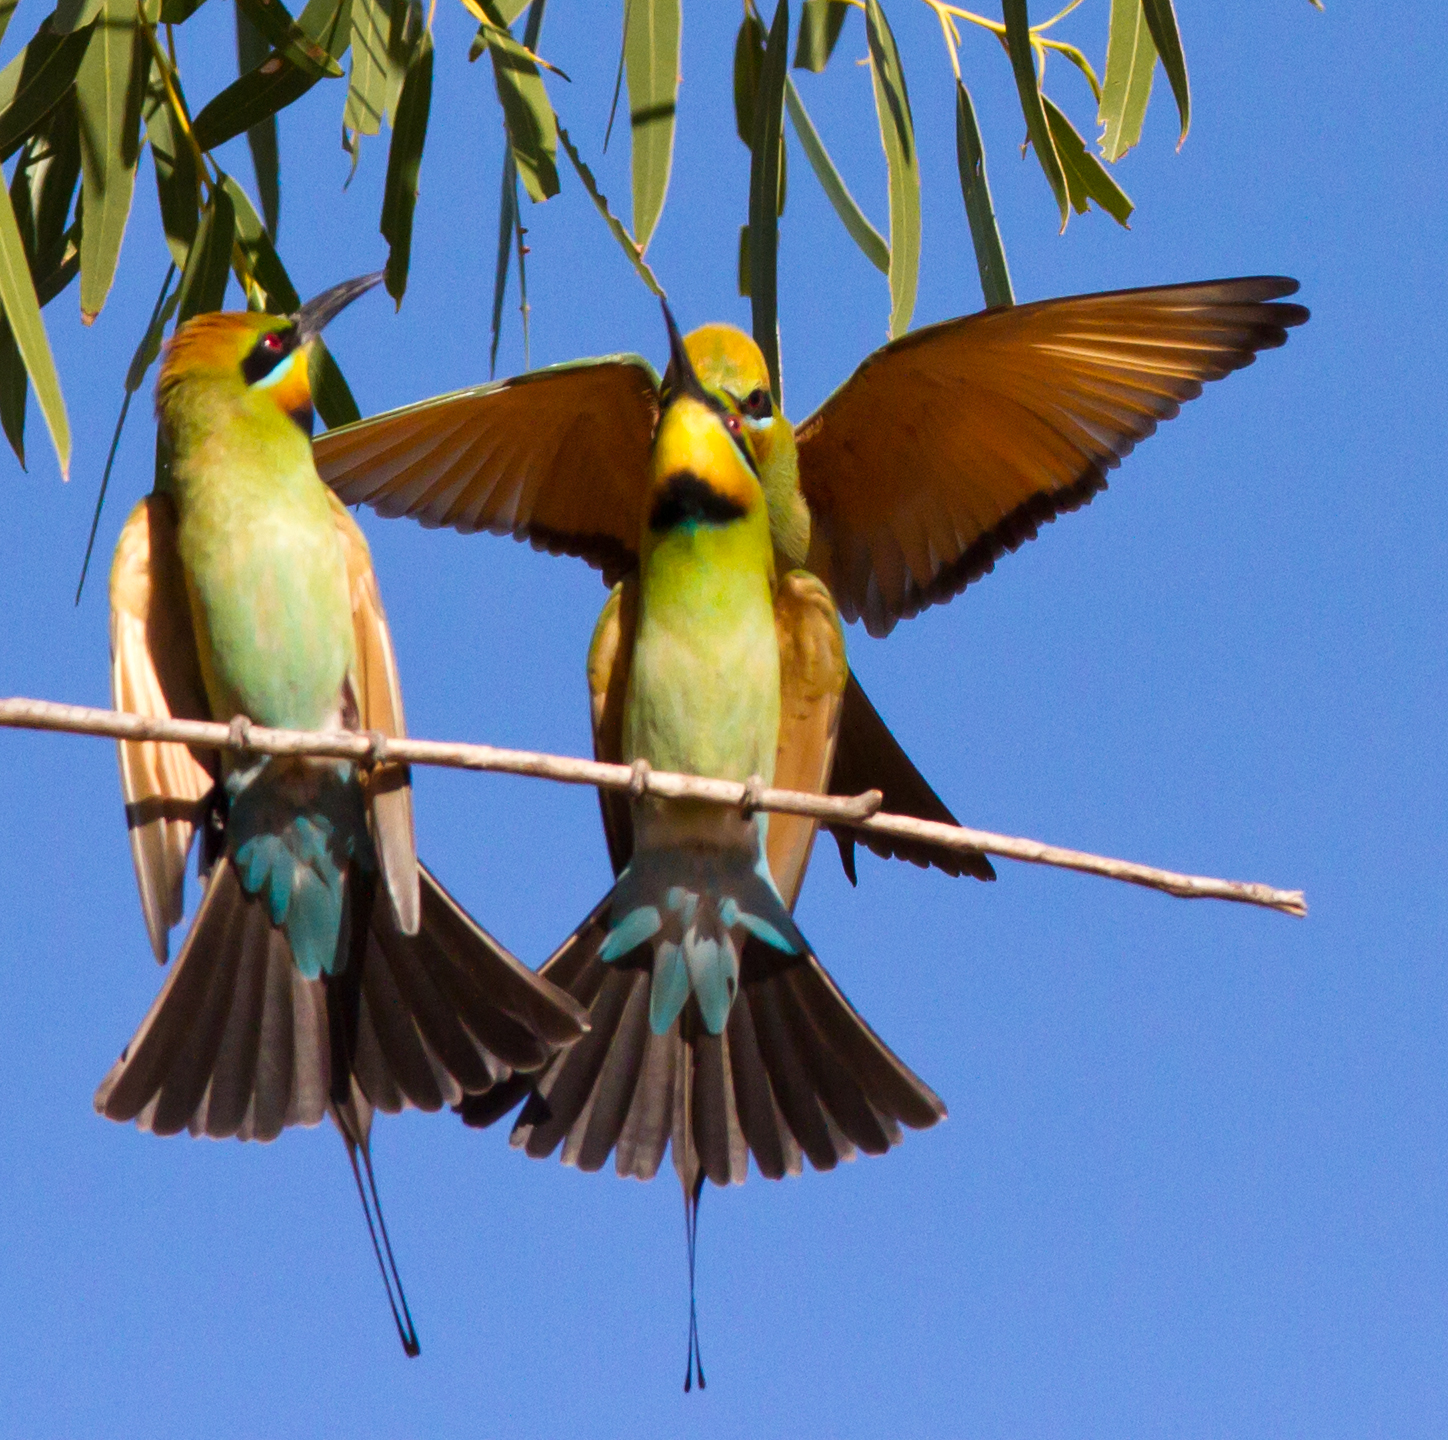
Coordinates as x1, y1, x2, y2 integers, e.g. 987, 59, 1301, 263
483, 0, 558, 204
556, 123, 665, 299
624, 0, 678, 250
1098, 0, 1155, 162
864, 0, 918, 338
784, 75, 886, 275
75, 0, 153, 323
1043, 94, 1132, 225
345, 0, 407, 136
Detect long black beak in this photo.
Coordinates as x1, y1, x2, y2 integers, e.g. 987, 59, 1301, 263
295, 271, 385, 343
660, 299, 708, 405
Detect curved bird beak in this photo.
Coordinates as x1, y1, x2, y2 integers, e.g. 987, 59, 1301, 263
660, 299, 709, 406
295, 271, 386, 344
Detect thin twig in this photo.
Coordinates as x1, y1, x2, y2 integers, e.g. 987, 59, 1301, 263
0, 697, 1308, 918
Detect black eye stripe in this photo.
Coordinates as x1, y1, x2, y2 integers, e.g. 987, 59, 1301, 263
241, 325, 300, 385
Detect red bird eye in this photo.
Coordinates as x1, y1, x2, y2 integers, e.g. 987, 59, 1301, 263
261, 332, 284, 353
724, 411, 744, 440
741, 387, 772, 420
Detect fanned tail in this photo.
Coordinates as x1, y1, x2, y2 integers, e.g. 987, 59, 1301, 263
98, 857, 588, 1352
471, 895, 946, 1184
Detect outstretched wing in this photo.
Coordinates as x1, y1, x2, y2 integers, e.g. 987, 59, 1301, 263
328, 490, 419, 936
768, 572, 848, 910
313, 355, 660, 584
110, 495, 217, 963
798, 277, 1309, 636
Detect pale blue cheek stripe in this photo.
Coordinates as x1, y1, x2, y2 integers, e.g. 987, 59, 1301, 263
252, 347, 304, 391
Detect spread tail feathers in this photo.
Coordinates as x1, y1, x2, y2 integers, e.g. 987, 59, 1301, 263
458, 896, 946, 1188
98, 859, 588, 1351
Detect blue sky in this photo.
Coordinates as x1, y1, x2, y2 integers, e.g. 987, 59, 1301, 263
0, 2, 1442, 1436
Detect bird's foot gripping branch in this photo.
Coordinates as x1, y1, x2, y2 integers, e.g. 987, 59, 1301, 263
0, 696, 1307, 918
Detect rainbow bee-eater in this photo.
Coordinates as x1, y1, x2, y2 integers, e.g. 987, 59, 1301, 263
313, 277, 1308, 887
100, 275, 588, 1355
472, 305, 948, 1388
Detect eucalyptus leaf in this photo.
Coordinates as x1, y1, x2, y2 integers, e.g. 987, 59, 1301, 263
222, 173, 299, 310
16, 92, 81, 268
732, 10, 763, 147
735, 12, 784, 216
0, 21, 95, 163
784, 75, 885, 275
0, 314, 25, 465
1140, 0, 1188, 145
467, 0, 527, 54
192, 0, 352, 151
144, 72, 197, 269
556, 123, 664, 299
864, 0, 917, 338
793, 0, 847, 73
483, 0, 558, 204
308, 338, 359, 429
380, 21, 431, 304
75, 0, 151, 323
236, 4, 280, 235
954, 78, 1012, 308
175, 184, 235, 322
489, 141, 516, 376
1043, 94, 1133, 225
1002, 0, 1067, 230
52, 0, 103, 32
0, 169, 69, 474
237, 0, 345, 78
1098, 0, 1155, 163
158, 0, 205, 22
747, 0, 786, 399
624, 0, 678, 250
344, 0, 407, 136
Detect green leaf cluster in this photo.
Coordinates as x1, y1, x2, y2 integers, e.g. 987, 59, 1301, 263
0, 0, 1320, 489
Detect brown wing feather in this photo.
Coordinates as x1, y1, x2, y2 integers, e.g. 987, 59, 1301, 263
826, 673, 995, 883
767, 572, 848, 910
587, 576, 638, 877
798, 277, 1309, 636
327, 491, 419, 936
109, 495, 218, 963
314, 357, 659, 584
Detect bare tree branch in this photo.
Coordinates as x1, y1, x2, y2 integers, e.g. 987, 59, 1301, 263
0, 696, 1307, 917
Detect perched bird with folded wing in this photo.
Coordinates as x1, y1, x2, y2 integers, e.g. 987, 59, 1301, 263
314, 277, 1308, 888
463, 305, 949, 1387
101, 276, 588, 1355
